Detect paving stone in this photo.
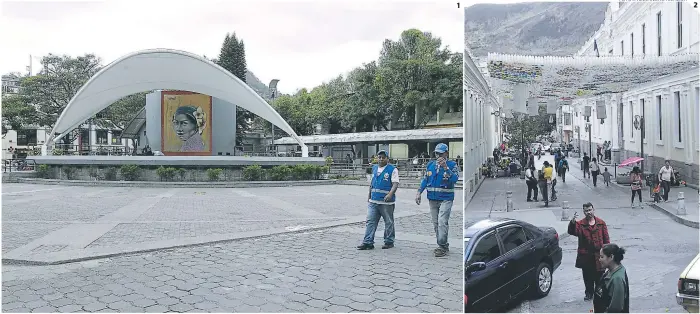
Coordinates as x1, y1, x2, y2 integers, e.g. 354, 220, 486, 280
131, 298, 156, 308
2, 302, 26, 310
2, 295, 20, 303
350, 294, 375, 303
57, 304, 84, 312
348, 301, 376, 311
143, 304, 170, 312
48, 297, 74, 308
327, 296, 353, 306
193, 301, 219, 310
392, 297, 421, 307
283, 301, 309, 311
155, 297, 180, 306
309, 290, 333, 301
169, 303, 195, 312
31, 306, 58, 313
418, 303, 446, 312
259, 303, 288, 312
40, 293, 64, 302
325, 304, 353, 312
82, 302, 108, 311
5, 307, 31, 313
242, 297, 267, 306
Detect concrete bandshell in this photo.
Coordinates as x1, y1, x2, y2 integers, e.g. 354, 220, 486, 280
45, 49, 307, 156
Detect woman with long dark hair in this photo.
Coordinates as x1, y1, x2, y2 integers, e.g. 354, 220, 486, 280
594, 243, 629, 313
630, 166, 643, 208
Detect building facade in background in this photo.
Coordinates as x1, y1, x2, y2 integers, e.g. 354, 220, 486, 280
564, 1, 699, 182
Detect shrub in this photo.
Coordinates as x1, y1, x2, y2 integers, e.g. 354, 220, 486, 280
88, 166, 99, 179
156, 166, 177, 181
207, 168, 223, 181
36, 164, 51, 179
177, 168, 187, 181
268, 165, 291, 181
62, 166, 76, 180
52, 149, 64, 156
242, 165, 264, 181
325, 156, 333, 166
120, 165, 140, 181
103, 167, 118, 181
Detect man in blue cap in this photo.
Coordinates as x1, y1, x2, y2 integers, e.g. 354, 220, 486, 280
416, 143, 460, 257
357, 150, 399, 250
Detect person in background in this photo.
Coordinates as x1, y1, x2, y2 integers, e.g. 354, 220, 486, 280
582, 152, 591, 179
416, 143, 459, 257
630, 166, 643, 208
590, 158, 600, 187
559, 156, 570, 183
602, 167, 612, 187
538, 170, 549, 207
526, 165, 539, 202
658, 160, 675, 202
594, 244, 630, 313
568, 203, 610, 302
357, 150, 398, 250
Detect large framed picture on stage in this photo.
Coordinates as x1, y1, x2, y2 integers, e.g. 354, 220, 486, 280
161, 91, 213, 156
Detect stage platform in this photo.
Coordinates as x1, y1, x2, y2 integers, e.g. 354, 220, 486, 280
28, 156, 325, 167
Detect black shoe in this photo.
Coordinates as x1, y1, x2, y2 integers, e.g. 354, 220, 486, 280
382, 243, 394, 249
527, 199, 532, 202
584, 293, 592, 301
434, 248, 448, 257
357, 244, 374, 250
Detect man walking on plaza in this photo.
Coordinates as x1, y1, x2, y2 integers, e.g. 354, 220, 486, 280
658, 160, 675, 202
582, 152, 591, 179
525, 165, 539, 202
357, 150, 399, 250
558, 156, 569, 183
416, 143, 460, 257
568, 202, 610, 302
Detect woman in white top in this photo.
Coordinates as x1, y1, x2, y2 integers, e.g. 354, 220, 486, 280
658, 160, 675, 202
590, 158, 600, 187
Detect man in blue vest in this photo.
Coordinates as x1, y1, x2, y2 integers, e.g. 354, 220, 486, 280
415, 143, 460, 257
357, 150, 399, 250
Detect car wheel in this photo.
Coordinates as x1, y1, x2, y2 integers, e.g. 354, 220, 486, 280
532, 262, 553, 298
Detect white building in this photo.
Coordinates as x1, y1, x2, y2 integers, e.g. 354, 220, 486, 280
463, 48, 501, 203
568, 1, 699, 182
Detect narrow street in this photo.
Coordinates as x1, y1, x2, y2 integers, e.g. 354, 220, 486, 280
466, 154, 699, 313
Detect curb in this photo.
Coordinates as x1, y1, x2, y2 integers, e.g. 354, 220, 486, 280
8, 177, 461, 190
648, 203, 699, 229
2, 210, 430, 266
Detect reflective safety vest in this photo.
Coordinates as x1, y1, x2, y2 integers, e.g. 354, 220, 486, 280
424, 160, 458, 201
370, 164, 396, 204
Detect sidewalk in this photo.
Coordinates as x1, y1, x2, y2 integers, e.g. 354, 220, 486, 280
569, 159, 699, 228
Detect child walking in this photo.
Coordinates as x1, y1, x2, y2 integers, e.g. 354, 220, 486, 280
602, 167, 612, 187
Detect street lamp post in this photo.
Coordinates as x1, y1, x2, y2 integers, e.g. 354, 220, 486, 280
634, 115, 645, 173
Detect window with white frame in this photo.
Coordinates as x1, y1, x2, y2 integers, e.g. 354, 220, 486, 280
629, 101, 634, 138
674, 91, 682, 143
630, 33, 634, 56
656, 95, 663, 140
677, 2, 683, 48
642, 24, 646, 55
657, 12, 662, 56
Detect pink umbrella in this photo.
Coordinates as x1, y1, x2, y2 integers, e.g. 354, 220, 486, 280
618, 157, 644, 167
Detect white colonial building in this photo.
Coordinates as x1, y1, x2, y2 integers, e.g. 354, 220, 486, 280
568, 1, 699, 182
463, 49, 501, 203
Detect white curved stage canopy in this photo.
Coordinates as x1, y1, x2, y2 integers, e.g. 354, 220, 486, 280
46, 49, 308, 156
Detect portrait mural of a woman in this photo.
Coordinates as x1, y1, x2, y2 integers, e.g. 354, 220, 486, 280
161, 92, 212, 155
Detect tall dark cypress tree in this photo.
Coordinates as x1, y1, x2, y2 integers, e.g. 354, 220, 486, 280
217, 32, 253, 146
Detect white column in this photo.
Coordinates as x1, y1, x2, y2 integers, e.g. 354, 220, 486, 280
90, 125, 97, 147
682, 88, 693, 163
644, 95, 654, 161
662, 91, 671, 160
107, 131, 113, 146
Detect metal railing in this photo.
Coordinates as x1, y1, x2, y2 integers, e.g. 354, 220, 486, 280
2, 159, 36, 173
328, 158, 464, 179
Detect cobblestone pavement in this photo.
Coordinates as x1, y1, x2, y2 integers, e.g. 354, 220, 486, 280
466, 155, 699, 313
3, 183, 463, 312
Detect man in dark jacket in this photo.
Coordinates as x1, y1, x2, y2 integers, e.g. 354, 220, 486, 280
568, 202, 610, 301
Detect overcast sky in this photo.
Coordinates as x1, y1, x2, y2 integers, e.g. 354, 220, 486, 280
0, 0, 463, 94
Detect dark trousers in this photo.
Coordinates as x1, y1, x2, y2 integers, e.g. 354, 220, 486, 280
661, 180, 672, 201
583, 165, 590, 178
560, 170, 567, 182
582, 264, 604, 296
592, 171, 599, 186
631, 189, 642, 202
527, 181, 539, 201
539, 182, 549, 206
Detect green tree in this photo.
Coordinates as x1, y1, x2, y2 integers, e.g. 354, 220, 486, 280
216, 32, 253, 145
503, 105, 556, 149
19, 54, 102, 129
1, 93, 37, 135
96, 92, 148, 129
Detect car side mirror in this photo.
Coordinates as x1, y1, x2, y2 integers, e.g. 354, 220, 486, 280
466, 262, 487, 274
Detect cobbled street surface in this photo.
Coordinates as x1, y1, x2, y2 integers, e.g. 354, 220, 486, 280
2, 183, 463, 312
466, 155, 699, 313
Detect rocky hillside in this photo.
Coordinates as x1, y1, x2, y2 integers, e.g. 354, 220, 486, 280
465, 2, 608, 57
245, 71, 272, 99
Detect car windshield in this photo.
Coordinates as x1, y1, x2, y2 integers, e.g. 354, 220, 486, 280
464, 238, 470, 262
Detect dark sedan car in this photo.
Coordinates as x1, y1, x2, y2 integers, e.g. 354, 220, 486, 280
464, 218, 562, 313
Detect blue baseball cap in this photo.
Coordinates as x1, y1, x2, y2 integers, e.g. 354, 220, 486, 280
377, 150, 388, 157
434, 143, 449, 154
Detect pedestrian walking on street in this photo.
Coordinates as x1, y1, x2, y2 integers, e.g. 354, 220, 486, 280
582, 153, 591, 179
594, 244, 630, 313
568, 203, 610, 302
357, 150, 399, 250
590, 158, 600, 187
538, 170, 549, 207
559, 156, 569, 183
630, 166, 643, 208
658, 160, 675, 202
526, 165, 539, 202
602, 167, 611, 187
416, 143, 460, 257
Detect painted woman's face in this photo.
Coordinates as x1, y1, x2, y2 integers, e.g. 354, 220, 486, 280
173, 114, 197, 141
